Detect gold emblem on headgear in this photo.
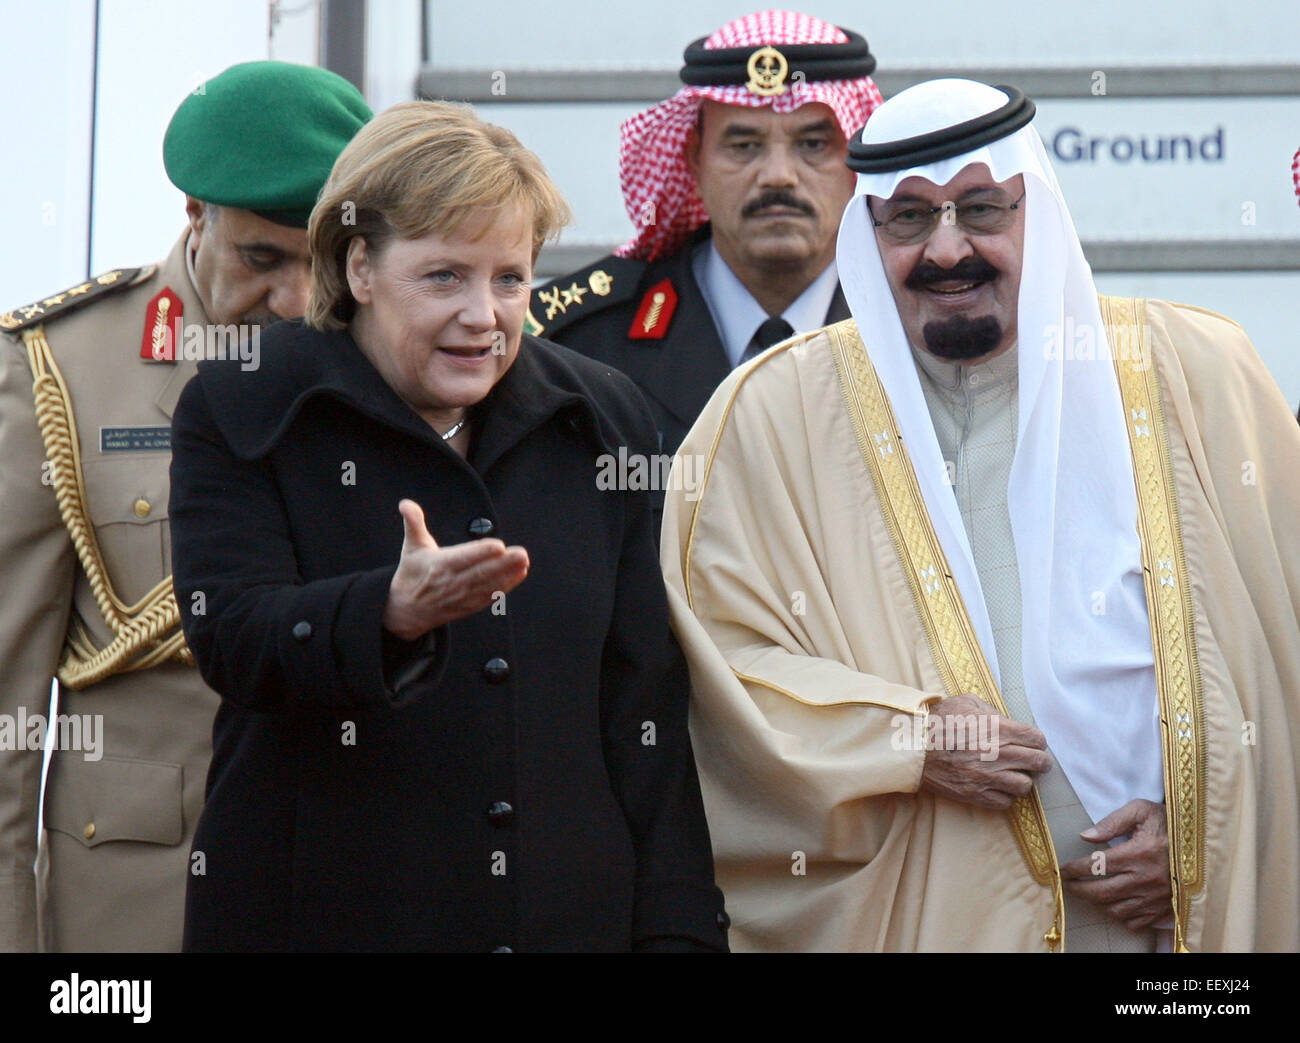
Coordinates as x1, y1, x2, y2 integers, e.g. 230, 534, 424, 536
745, 46, 788, 96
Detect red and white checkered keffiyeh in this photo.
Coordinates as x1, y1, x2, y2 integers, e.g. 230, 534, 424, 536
1293, 144, 1299, 208
615, 10, 883, 261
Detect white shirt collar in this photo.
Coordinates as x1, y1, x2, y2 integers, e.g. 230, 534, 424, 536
692, 239, 839, 368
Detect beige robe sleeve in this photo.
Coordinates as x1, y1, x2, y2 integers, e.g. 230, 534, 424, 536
660, 341, 958, 948
663, 349, 941, 790
661, 332, 1075, 951
0, 332, 75, 951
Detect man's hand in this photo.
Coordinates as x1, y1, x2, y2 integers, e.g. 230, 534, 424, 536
918, 693, 1052, 810
1059, 799, 1171, 931
383, 499, 530, 640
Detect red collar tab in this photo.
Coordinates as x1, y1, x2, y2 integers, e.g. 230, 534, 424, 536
140, 287, 183, 362
627, 279, 678, 340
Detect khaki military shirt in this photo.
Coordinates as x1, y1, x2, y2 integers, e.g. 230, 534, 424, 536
0, 233, 220, 952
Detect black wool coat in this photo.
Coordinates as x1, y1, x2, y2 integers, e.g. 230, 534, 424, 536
169, 321, 728, 952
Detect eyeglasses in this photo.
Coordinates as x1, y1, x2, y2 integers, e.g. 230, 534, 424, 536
868, 192, 1026, 245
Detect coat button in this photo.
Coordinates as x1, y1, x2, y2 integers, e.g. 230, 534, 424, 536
133, 498, 151, 518
487, 801, 514, 826
292, 621, 313, 641
482, 657, 510, 682
491, 946, 513, 953
83, 822, 95, 840
716, 910, 730, 930
467, 517, 495, 537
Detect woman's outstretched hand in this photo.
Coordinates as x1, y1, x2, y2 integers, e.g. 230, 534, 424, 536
383, 499, 530, 640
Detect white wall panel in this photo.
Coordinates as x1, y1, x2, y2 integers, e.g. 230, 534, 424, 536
89, 0, 274, 273
0, 0, 97, 307
428, 0, 1300, 68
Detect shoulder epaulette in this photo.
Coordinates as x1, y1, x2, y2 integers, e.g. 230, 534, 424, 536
528, 256, 645, 338
0, 267, 148, 333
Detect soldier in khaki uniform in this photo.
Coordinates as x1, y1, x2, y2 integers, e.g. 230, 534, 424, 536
0, 61, 370, 952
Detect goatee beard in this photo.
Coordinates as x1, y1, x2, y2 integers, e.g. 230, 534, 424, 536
920, 315, 1004, 361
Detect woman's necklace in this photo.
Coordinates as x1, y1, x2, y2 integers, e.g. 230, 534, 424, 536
440, 418, 466, 441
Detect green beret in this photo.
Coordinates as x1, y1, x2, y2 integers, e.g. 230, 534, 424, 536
163, 61, 371, 228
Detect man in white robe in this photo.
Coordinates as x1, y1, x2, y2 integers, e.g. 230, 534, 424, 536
662, 79, 1300, 952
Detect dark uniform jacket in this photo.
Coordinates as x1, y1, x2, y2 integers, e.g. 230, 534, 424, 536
530, 227, 850, 456
169, 321, 728, 952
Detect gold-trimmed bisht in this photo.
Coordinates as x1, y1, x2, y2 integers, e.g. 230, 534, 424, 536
827, 319, 1066, 951
829, 301, 1206, 952
1101, 295, 1205, 952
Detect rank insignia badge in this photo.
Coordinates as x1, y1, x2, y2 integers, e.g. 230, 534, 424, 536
140, 287, 183, 362
628, 279, 678, 340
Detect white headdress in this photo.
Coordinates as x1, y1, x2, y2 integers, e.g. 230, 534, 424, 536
836, 79, 1162, 820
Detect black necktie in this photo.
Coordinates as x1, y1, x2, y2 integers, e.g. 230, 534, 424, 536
742, 316, 794, 364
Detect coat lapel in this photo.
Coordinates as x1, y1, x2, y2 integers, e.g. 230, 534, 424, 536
470, 339, 607, 476
206, 323, 446, 460
206, 323, 609, 477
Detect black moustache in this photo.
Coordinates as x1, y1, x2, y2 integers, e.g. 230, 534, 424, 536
905, 259, 999, 290
743, 192, 814, 218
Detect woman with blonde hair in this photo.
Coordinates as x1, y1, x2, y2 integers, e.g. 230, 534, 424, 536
169, 101, 728, 952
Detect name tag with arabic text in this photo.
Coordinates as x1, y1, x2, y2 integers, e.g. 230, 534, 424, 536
100, 426, 171, 452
